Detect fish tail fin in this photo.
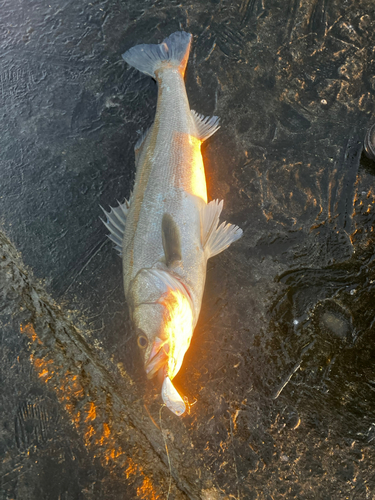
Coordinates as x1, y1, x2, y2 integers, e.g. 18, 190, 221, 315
122, 31, 192, 78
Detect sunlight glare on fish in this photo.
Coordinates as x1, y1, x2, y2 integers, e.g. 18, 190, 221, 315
161, 289, 193, 381
188, 135, 207, 203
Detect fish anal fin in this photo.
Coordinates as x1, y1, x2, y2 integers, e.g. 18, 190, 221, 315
100, 198, 131, 256
191, 110, 220, 142
201, 200, 243, 259
162, 213, 182, 267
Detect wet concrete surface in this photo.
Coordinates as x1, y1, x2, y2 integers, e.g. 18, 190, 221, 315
1, 0, 375, 498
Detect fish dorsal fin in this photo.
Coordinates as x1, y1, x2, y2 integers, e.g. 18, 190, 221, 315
100, 198, 131, 256
162, 213, 182, 267
191, 110, 220, 142
134, 126, 151, 165
201, 200, 243, 259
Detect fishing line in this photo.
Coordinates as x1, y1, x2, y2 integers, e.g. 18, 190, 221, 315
159, 404, 172, 499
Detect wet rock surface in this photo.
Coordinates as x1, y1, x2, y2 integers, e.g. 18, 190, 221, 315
1, 0, 375, 498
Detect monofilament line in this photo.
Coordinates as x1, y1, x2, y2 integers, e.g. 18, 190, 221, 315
228, 410, 241, 500
159, 404, 172, 499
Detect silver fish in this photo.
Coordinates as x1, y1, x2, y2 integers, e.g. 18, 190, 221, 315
102, 31, 242, 415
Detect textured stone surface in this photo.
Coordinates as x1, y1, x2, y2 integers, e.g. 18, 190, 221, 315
1, 0, 375, 498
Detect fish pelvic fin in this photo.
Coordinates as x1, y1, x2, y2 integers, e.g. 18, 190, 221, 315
122, 31, 192, 78
162, 213, 182, 267
201, 200, 243, 259
191, 110, 220, 142
100, 198, 130, 256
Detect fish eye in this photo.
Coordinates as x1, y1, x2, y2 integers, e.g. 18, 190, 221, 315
137, 335, 148, 349
364, 123, 375, 160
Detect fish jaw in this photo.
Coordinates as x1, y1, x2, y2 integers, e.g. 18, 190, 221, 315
166, 334, 191, 381
162, 377, 186, 416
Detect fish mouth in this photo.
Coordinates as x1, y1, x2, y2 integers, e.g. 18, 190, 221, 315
145, 337, 170, 380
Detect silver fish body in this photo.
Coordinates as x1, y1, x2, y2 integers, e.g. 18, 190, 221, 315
124, 67, 207, 325
102, 31, 242, 415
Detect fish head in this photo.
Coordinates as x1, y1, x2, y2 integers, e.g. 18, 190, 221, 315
132, 302, 169, 380
130, 269, 194, 382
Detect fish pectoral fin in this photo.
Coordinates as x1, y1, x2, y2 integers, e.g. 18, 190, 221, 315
201, 200, 243, 259
134, 125, 152, 166
162, 213, 182, 267
191, 110, 220, 142
100, 198, 131, 256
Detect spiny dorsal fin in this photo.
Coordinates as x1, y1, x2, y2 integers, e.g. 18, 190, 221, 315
191, 110, 220, 142
201, 200, 243, 258
161, 213, 182, 267
100, 198, 130, 256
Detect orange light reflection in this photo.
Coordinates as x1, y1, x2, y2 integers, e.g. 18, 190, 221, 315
20, 322, 160, 499
188, 135, 207, 203
161, 289, 193, 380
